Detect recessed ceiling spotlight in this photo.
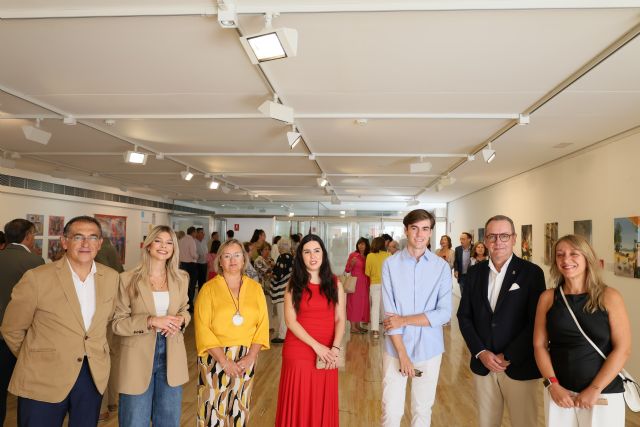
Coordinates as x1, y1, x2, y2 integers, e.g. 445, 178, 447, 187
124, 147, 147, 165
355, 119, 368, 126
63, 116, 77, 125
104, 119, 116, 126
340, 210, 346, 215
239, 13, 298, 64
482, 143, 496, 163
180, 170, 194, 181
288, 212, 295, 217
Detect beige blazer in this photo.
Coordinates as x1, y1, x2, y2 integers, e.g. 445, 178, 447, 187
112, 269, 191, 394
0, 256, 119, 403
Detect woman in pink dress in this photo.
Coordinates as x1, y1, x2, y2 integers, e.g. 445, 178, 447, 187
344, 237, 370, 334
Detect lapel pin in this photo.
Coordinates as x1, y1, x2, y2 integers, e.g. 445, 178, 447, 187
512, 271, 516, 275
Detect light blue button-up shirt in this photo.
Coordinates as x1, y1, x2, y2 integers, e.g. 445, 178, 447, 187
382, 248, 452, 363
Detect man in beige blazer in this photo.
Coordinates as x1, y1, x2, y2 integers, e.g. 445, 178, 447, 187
1, 216, 120, 427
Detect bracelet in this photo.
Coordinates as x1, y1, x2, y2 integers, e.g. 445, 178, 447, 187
331, 345, 340, 351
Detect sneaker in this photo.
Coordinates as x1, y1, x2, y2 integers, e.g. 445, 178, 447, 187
271, 338, 285, 344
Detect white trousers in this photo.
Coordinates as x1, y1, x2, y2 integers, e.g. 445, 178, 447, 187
545, 389, 625, 427
381, 352, 442, 427
369, 284, 383, 332
274, 301, 287, 339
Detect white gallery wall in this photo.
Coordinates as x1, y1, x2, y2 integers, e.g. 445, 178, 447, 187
222, 217, 275, 244
447, 131, 640, 375
0, 168, 172, 270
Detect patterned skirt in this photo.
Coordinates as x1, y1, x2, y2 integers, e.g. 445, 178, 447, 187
197, 346, 255, 427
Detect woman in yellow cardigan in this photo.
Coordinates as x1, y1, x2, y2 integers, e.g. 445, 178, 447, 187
195, 239, 270, 427
365, 236, 390, 339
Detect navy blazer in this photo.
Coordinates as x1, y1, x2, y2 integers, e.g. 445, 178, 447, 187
456, 255, 545, 380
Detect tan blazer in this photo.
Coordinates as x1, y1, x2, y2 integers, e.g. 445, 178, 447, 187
113, 269, 191, 394
0, 256, 119, 403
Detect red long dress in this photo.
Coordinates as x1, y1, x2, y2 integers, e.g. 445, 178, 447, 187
275, 282, 339, 427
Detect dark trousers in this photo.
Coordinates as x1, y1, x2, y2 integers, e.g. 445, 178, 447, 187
18, 357, 101, 427
197, 263, 208, 287
180, 261, 198, 310
458, 273, 467, 295
0, 339, 17, 424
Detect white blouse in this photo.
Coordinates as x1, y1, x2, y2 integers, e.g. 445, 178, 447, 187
153, 291, 170, 316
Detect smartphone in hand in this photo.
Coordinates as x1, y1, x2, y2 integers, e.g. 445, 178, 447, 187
398, 368, 423, 377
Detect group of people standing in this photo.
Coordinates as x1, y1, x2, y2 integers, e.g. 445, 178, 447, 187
0, 209, 634, 427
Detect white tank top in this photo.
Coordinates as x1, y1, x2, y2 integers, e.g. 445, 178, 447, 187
152, 291, 170, 316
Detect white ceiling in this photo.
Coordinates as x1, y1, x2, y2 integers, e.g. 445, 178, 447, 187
1, 2, 639, 215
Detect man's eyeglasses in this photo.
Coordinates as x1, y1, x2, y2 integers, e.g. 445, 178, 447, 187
68, 235, 101, 243
485, 233, 513, 243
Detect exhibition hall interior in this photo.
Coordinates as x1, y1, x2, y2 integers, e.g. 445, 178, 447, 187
0, 1, 639, 426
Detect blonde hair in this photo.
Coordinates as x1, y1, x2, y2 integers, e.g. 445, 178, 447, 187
550, 234, 606, 313
214, 239, 250, 275
128, 226, 183, 299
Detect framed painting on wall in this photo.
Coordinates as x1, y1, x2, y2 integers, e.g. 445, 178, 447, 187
33, 238, 43, 257
544, 222, 558, 265
26, 214, 44, 236
48, 215, 65, 236
521, 224, 532, 261
477, 228, 485, 243
48, 238, 65, 262
614, 217, 639, 279
95, 214, 127, 265
573, 220, 592, 244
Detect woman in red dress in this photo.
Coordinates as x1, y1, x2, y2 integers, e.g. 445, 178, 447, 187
344, 237, 370, 334
275, 234, 346, 427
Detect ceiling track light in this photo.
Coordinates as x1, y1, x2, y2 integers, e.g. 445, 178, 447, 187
216, 0, 238, 28
22, 119, 51, 145
288, 212, 295, 217
259, 96, 294, 123
63, 116, 77, 125
208, 180, 220, 190
124, 146, 148, 165
317, 173, 328, 187
220, 185, 231, 194
287, 124, 302, 149
409, 156, 432, 173
407, 199, 420, 207
180, 169, 194, 181
331, 194, 341, 205
239, 13, 298, 64
0, 153, 16, 169
482, 143, 496, 163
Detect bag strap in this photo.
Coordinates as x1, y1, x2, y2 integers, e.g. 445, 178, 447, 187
558, 286, 627, 382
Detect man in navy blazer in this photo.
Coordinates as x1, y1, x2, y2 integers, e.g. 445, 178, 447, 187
453, 232, 473, 293
457, 215, 545, 427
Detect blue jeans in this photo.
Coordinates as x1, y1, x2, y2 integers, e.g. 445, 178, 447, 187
119, 334, 182, 427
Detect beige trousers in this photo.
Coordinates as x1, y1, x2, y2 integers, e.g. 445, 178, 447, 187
473, 372, 539, 427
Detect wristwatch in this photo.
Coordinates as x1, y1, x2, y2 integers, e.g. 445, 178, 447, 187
542, 377, 558, 388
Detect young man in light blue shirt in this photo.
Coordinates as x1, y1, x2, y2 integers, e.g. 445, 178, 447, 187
381, 209, 452, 427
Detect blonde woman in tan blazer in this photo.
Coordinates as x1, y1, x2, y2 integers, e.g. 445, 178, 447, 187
113, 225, 190, 427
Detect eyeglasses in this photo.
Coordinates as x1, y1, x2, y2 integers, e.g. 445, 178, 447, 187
221, 252, 243, 260
68, 234, 101, 243
485, 233, 514, 243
